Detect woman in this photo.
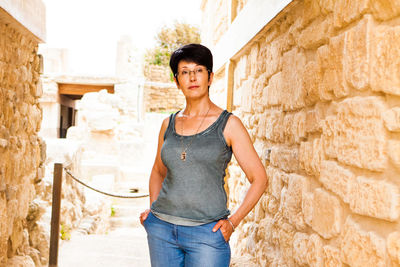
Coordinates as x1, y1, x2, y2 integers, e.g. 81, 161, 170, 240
140, 43, 268, 267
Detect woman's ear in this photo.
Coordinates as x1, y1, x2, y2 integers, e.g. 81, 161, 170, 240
208, 72, 214, 86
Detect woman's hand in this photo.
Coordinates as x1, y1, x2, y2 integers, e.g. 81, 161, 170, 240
212, 218, 235, 242
140, 209, 151, 225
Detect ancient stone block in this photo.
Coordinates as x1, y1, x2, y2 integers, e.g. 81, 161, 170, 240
302, 192, 313, 226
7, 255, 35, 267
383, 107, 400, 132
281, 48, 306, 111
344, 15, 373, 91
241, 77, 254, 112
349, 176, 400, 221
312, 188, 342, 239
293, 232, 309, 266
307, 234, 324, 267
263, 72, 282, 108
323, 245, 343, 267
370, 0, 400, 21
318, 33, 348, 99
305, 105, 324, 133
371, 25, 400, 96
257, 42, 267, 75
299, 138, 323, 177
298, 16, 330, 50
318, 0, 335, 15
294, 111, 306, 143
267, 166, 284, 201
282, 113, 295, 144
249, 44, 259, 77
319, 160, 353, 203
388, 140, 400, 170
333, 0, 369, 29
302, 61, 321, 107
270, 146, 299, 173
252, 74, 267, 113
0, 193, 7, 266
264, 38, 281, 79
277, 222, 296, 266
387, 232, 400, 265
321, 96, 387, 171
341, 217, 387, 267
282, 174, 309, 230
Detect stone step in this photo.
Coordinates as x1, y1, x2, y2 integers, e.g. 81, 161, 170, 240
110, 216, 141, 228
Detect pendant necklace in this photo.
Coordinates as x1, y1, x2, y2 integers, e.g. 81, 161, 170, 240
179, 106, 211, 161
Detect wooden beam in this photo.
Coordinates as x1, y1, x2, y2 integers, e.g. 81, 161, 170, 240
58, 83, 114, 96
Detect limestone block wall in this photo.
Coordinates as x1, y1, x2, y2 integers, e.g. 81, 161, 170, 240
144, 82, 185, 113
0, 20, 46, 266
143, 64, 186, 112
213, 0, 400, 266
201, 0, 230, 47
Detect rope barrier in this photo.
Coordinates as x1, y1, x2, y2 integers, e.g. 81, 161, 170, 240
63, 167, 149, 199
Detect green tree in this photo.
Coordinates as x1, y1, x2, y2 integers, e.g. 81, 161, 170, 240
145, 22, 201, 67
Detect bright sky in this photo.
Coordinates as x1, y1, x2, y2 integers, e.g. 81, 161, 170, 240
40, 0, 202, 75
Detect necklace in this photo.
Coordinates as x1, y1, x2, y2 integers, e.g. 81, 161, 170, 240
179, 106, 211, 161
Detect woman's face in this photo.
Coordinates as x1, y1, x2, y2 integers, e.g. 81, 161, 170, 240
174, 60, 213, 100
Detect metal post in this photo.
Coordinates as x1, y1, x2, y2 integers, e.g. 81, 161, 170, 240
49, 163, 63, 267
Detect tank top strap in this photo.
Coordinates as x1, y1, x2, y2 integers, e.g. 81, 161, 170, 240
217, 110, 233, 147
163, 111, 179, 140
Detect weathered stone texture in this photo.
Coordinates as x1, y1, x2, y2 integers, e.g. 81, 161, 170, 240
383, 107, 400, 132
370, 0, 400, 21
144, 82, 185, 112
333, 0, 369, 29
270, 146, 299, 173
0, 21, 44, 266
281, 48, 306, 111
371, 25, 400, 96
306, 234, 324, 267
387, 231, 400, 265
388, 140, 400, 170
299, 138, 323, 176
311, 188, 342, 239
319, 160, 353, 203
323, 245, 343, 267
341, 217, 387, 267
344, 15, 372, 91
205, 0, 400, 265
348, 176, 400, 221
282, 174, 309, 230
318, 33, 348, 99
322, 96, 387, 171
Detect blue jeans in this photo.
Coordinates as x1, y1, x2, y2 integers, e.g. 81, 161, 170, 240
143, 212, 231, 267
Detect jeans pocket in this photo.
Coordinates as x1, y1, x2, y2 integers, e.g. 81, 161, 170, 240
218, 229, 229, 243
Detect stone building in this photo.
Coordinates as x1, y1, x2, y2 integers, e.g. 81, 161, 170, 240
0, 0, 47, 266
201, 0, 400, 266
143, 64, 186, 113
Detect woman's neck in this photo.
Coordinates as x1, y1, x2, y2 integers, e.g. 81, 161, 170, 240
181, 99, 212, 117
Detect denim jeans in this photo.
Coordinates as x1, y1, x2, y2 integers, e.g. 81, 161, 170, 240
143, 212, 231, 267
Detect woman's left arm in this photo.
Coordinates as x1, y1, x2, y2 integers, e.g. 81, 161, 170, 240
213, 115, 268, 240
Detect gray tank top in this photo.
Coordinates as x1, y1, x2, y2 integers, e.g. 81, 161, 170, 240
151, 110, 233, 226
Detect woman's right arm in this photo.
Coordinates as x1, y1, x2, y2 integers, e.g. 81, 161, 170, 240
140, 117, 169, 224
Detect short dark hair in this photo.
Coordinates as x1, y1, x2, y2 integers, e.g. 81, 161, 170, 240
169, 43, 213, 77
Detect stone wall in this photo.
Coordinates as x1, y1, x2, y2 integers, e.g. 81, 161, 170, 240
143, 64, 185, 112
0, 16, 46, 267
144, 81, 185, 113
204, 0, 400, 266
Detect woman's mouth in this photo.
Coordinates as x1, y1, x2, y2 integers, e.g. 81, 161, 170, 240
188, 85, 199, 89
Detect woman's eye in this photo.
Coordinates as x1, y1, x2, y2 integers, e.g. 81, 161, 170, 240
181, 71, 188, 75
196, 69, 203, 73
